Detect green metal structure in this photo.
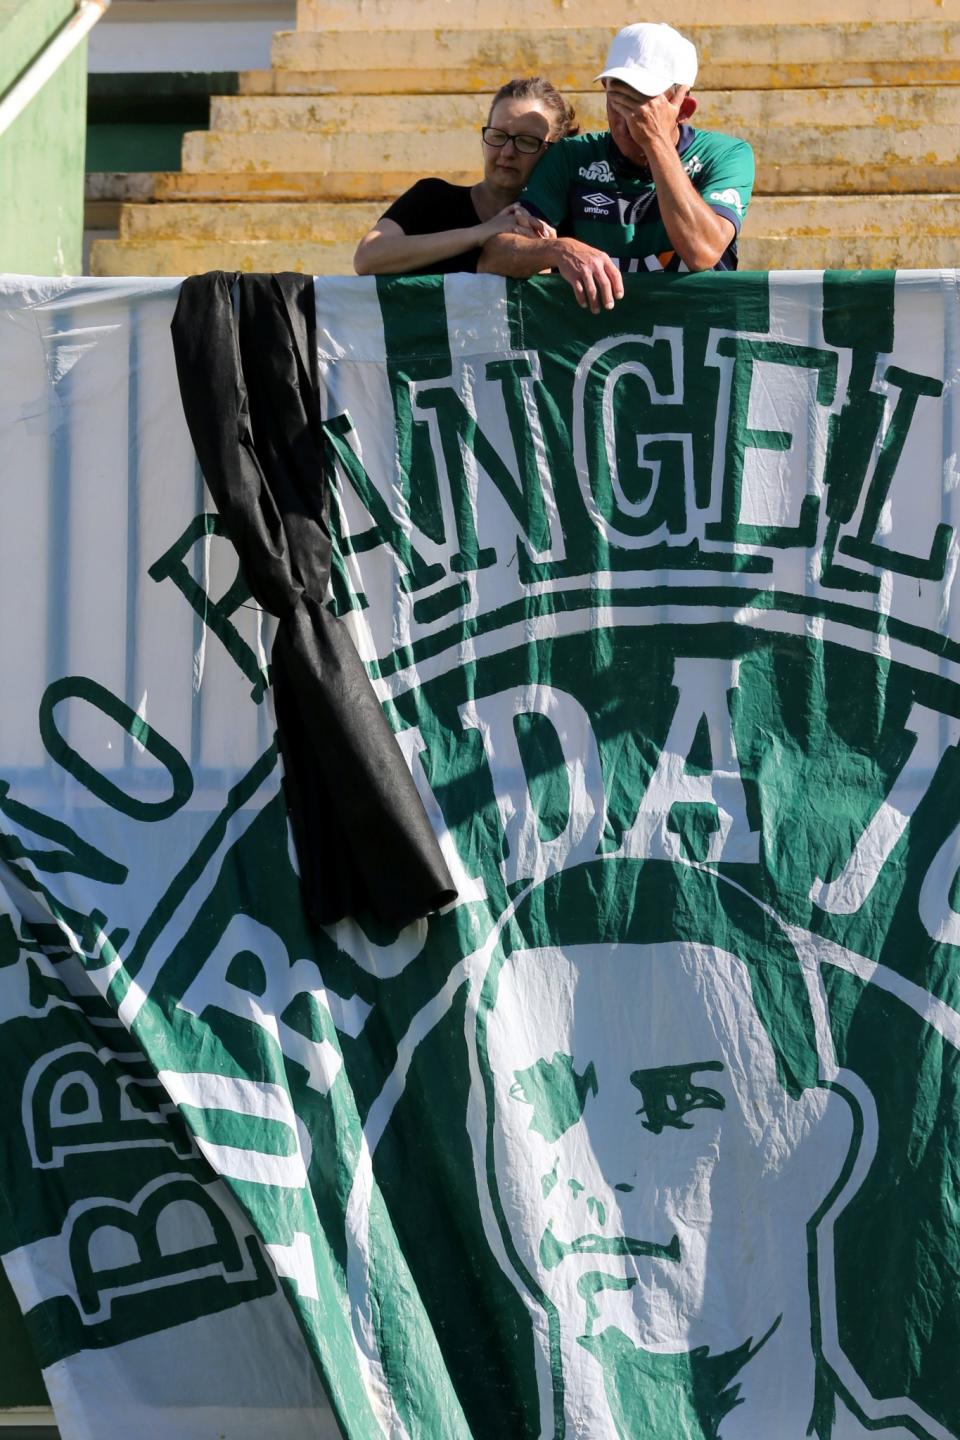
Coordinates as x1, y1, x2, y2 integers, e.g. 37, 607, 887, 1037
0, 0, 88, 276
87, 70, 234, 174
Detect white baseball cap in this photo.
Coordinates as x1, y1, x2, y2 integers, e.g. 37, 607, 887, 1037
596, 22, 698, 95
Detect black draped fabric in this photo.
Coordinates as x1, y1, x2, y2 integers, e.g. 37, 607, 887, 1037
170, 271, 456, 928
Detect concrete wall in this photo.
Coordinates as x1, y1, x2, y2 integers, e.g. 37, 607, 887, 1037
0, 0, 88, 276
298, 0, 960, 24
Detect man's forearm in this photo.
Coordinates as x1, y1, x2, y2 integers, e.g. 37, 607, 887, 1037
478, 232, 565, 278
481, 232, 625, 313
645, 141, 734, 271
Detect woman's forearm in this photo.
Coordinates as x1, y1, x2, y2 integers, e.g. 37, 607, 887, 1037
354, 224, 486, 275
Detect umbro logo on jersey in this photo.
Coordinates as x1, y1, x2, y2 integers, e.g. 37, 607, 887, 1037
582, 192, 613, 209
578, 161, 616, 183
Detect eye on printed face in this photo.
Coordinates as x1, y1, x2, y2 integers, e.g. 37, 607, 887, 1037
484, 941, 837, 1352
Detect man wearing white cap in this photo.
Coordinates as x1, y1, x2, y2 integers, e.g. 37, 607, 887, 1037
479, 23, 755, 313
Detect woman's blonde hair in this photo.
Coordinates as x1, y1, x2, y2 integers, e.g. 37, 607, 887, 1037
487, 76, 579, 141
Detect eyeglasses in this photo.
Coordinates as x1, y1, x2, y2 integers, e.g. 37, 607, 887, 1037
481, 126, 550, 155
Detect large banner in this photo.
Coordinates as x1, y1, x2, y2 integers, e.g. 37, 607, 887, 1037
1, 269, 959, 1440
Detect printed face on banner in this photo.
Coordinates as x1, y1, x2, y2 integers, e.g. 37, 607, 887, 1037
482, 936, 854, 1430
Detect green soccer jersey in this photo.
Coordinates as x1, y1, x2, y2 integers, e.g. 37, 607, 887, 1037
519, 125, 755, 272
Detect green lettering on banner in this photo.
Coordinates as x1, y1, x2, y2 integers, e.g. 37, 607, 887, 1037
413, 364, 553, 572
837, 365, 950, 579
707, 337, 838, 548
0, 857, 128, 975
484, 359, 554, 558
69, 1177, 246, 1317
148, 513, 270, 703
25, 1045, 189, 1167
39, 677, 193, 822
411, 383, 495, 574
576, 332, 693, 544
0, 781, 127, 884
321, 412, 444, 590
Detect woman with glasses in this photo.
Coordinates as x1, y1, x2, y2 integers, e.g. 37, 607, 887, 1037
353, 77, 577, 276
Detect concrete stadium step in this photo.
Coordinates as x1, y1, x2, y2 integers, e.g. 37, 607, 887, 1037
88, 221, 960, 278
208, 86, 960, 135
153, 170, 476, 202
748, 193, 960, 237
179, 119, 960, 195
260, 21, 960, 92
149, 165, 960, 203
208, 91, 607, 134
90, 239, 360, 276
115, 195, 960, 245
296, 0, 960, 28
118, 201, 385, 242
737, 234, 960, 267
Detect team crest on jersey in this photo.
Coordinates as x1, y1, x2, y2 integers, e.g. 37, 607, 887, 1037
578, 160, 616, 183
709, 187, 743, 215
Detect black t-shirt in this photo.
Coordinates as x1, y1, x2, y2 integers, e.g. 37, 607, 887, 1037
380, 178, 483, 275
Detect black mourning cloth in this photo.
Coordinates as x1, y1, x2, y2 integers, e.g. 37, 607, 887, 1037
170, 271, 456, 929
